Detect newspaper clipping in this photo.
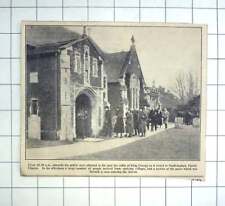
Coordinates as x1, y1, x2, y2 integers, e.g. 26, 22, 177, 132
21, 22, 207, 177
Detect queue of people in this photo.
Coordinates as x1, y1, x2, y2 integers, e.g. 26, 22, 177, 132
102, 106, 169, 138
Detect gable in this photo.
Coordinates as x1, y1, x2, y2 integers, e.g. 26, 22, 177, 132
103, 46, 146, 85
70, 37, 105, 60
120, 47, 145, 83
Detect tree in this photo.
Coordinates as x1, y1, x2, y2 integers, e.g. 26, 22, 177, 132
175, 73, 186, 103
174, 71, 200, 104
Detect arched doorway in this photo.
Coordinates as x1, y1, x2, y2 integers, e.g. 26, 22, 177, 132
75, 93, 92, 138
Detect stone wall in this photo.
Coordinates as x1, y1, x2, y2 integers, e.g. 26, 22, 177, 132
59, 48, 73, 141
27, 53, 59, 140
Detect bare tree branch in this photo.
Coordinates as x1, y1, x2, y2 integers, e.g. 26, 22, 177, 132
174, 71, 200, 104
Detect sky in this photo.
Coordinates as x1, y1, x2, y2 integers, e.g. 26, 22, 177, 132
66, 25, 202, 90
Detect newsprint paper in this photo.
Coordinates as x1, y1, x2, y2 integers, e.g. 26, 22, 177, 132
21, 22, 207, 178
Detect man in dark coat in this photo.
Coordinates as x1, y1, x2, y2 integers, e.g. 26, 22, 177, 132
145, 108, 150, 130
103, 106, 112, 137
133, 110, 139, 135
151, 109, 158, 131
149, 109, 154, 131
157, 109, 163, 128
125, 110, 134, 137
138, 108, 147, 137
114, 108, 124, 137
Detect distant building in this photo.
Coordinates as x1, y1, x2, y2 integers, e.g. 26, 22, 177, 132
144, 86, 161, 109
158, 88, 180, 111
26, 27, 146, 141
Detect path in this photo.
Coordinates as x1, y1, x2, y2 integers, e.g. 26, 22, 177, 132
27, 124, 174, 159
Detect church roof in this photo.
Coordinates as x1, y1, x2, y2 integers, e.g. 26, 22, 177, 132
103, 51, 130, 83
26, 26, 144, 83
26, 25, 81, 45
27, 38, 79, 54
27, 36, 105, 58
27, 26, 105, 58
103, 47, 145, 84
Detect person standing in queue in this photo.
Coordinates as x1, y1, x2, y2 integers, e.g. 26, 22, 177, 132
133, 109, 139, 135
103, 106, 112, 137
125, 110, 134, 137
148, 108, 154, 131
151, 109, 158, 131
162, 108, 169, 129
157, 108, 163, 128
145, 107, 150, 130
114, 108, 124, 138
138, 108, 147, 137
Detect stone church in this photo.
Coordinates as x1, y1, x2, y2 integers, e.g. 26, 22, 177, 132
26, 26, 146, 141
104, 36, 145, 117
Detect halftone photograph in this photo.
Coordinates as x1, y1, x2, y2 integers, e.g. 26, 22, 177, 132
21, 22, 207, 177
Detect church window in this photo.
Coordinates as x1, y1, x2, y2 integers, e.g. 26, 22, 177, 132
30, 98, 38, 115
103, 77, 107, 88
92, 58, 98, 77
130, 74, 140, 110
74, 51, 81, 73
85, 51, 89, 69
84, 45, 90, 83
133, 88, 136, 109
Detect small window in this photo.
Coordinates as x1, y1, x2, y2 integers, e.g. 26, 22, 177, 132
83, 45, 90, 83
74, 51, 81, 73
103, 77, 107, 88
84, 45, 90, 72
122, 90, 127, 99
84, 45, 89, 54
30, 72, 38, 83
84, 51, 89, 71
30, 99, 39, 115
133, 88, 135, 109
92, 58, 98, 77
